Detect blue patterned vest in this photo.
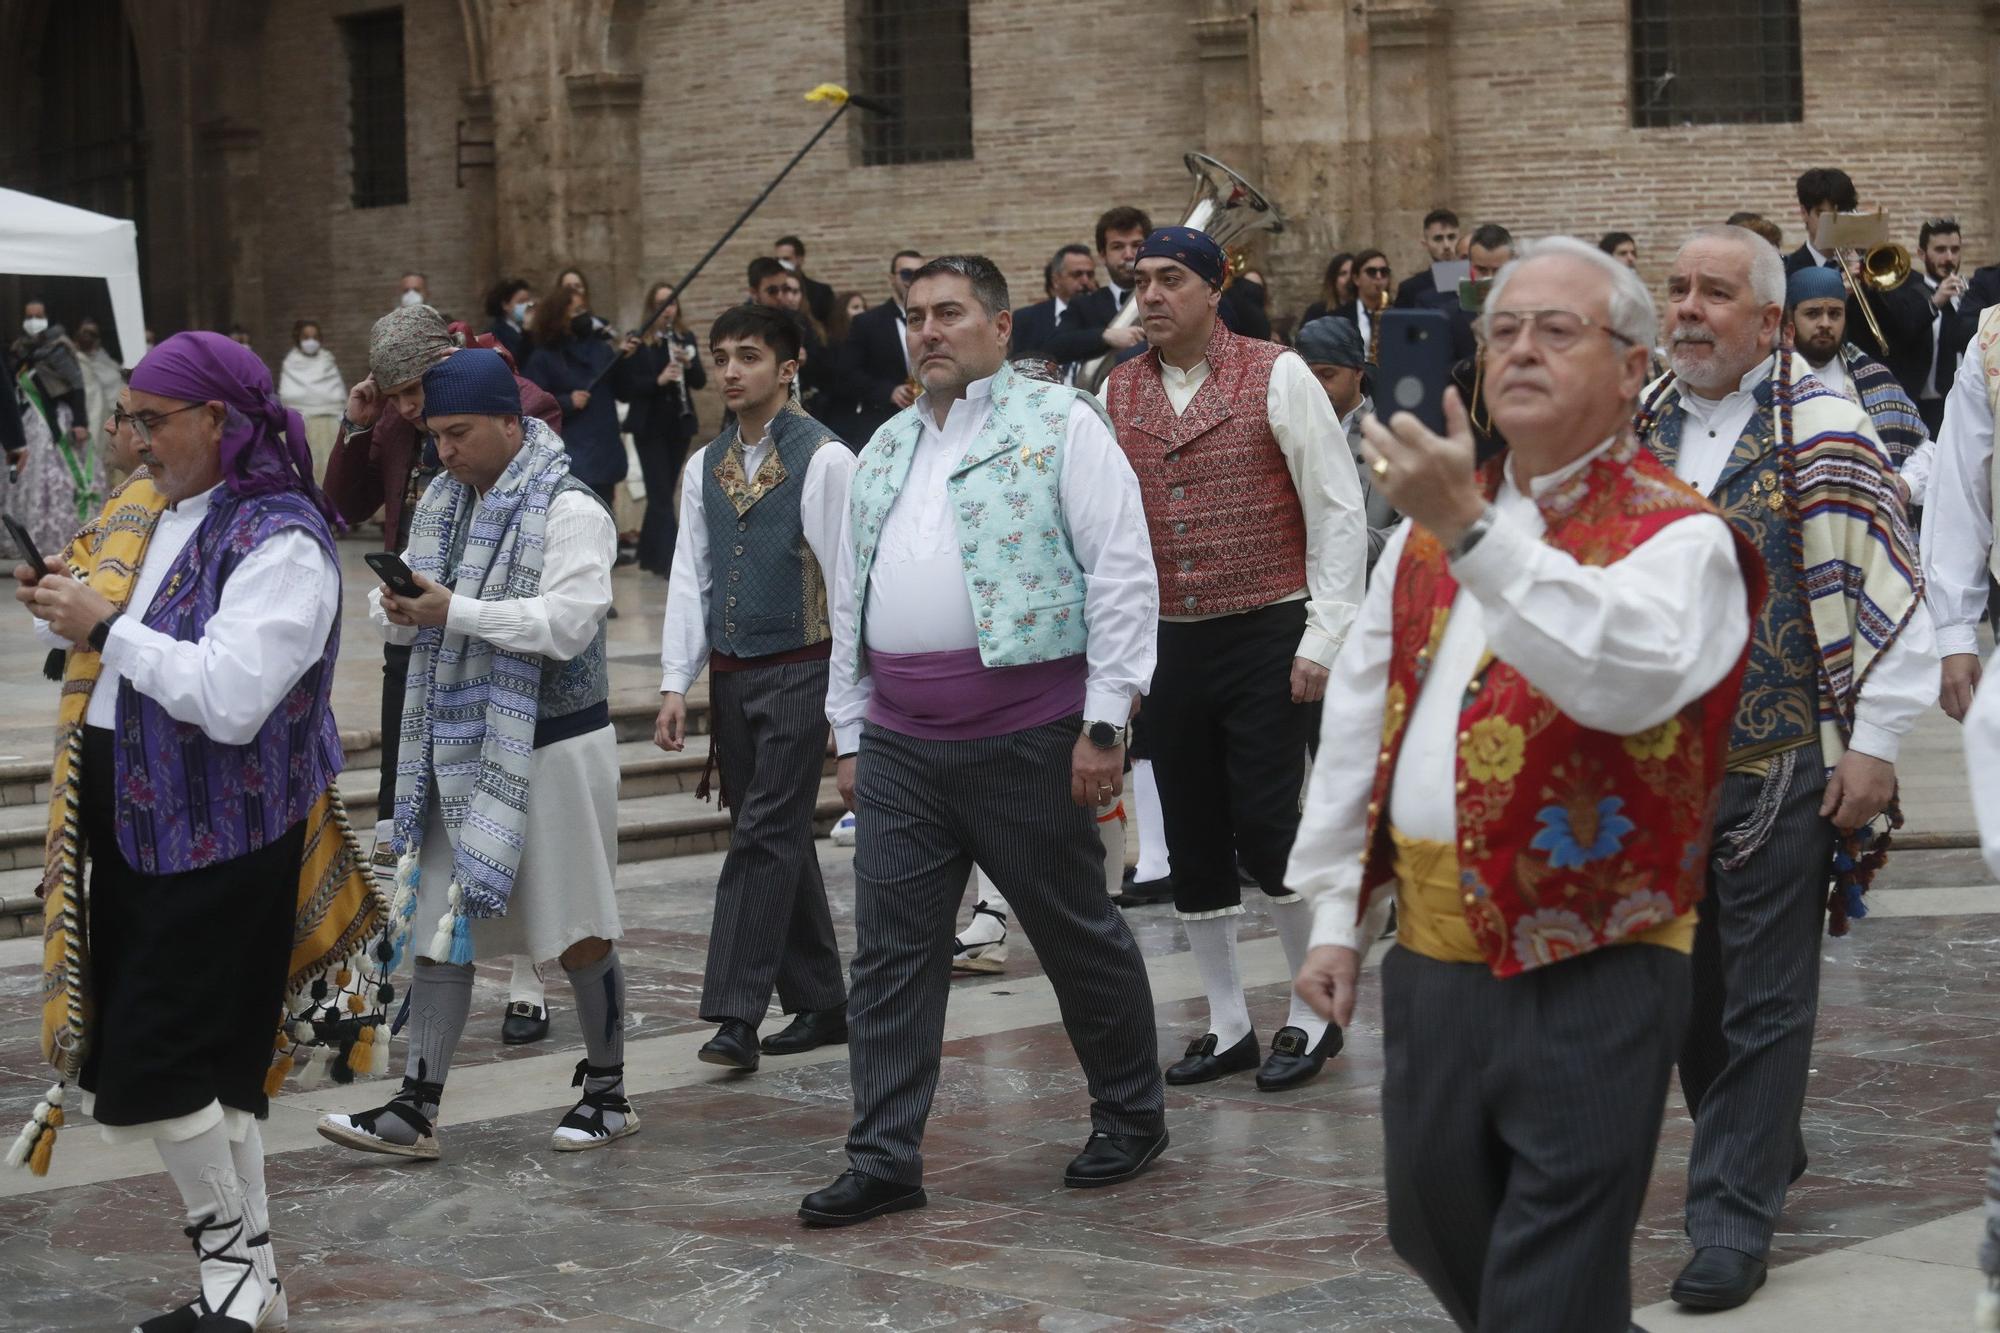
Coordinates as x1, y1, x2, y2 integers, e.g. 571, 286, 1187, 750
1642, 377, 1816, 761
534, 476, 609, 739
113, 490, 343, 874
845, 362, 1101, 676
699, 402, 839, 659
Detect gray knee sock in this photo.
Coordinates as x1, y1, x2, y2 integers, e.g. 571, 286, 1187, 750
402, 958, 475, 1104
565, 948, 625, 1078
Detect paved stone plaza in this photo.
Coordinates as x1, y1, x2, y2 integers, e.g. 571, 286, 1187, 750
0, 550, 1993, 1331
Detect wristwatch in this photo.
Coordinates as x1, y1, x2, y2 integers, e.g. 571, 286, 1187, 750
1447, 504, 1497, 562
1083, 719, 1129, 750
88, 611, 122, 652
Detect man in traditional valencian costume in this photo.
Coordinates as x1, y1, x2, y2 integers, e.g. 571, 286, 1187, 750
1104, 227, 1367, 1092
319, 350, 635, 1161
1636, 226, 1937, 1311
14, 332, 375, 1333
1292, 237, 1761, 1331
655, 304, 853, 1070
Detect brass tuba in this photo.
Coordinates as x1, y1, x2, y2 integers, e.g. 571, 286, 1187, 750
1077, 152, 1285, 393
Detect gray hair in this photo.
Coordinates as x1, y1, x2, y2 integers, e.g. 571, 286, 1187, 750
1679, 224, 1787, 309
1480, 235, 1658, 350
909, 254, 1011, 318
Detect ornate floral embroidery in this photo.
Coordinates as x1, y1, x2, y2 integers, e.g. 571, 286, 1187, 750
1621, 717, 1682, 761
1511, 907, 1595, 969
1529, 796, 1636, 870
1461, 717, 1526, 784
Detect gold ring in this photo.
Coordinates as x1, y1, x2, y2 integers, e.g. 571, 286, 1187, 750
1370, 457, 1390, 480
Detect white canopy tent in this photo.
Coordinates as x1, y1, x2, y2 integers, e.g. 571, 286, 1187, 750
0, 187, 146, 369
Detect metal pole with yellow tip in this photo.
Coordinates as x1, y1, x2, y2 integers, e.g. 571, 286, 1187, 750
585, 83, 894, 389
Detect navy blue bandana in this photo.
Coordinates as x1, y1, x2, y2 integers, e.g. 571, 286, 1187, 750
1137, 227, 1226, 289
421, 347, 521, 419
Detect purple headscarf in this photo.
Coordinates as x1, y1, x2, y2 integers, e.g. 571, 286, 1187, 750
128, 331, 343, 528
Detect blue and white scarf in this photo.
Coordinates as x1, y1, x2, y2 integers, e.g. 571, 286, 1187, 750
389, 416, 571, 965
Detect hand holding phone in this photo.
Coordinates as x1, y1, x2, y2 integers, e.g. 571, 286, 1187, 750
364, 551, 425, 599
5, 515, 52, 587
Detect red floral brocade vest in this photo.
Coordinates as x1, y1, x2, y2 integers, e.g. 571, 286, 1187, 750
1106, 320, 1308, 616
1357, 438, 1765, 979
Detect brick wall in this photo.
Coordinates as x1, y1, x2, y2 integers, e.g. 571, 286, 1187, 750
251, 0, 495, 385
629, 0, 1206, 339
1438, 0, 1990, 306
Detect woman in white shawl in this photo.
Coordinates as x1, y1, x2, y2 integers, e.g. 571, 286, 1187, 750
277, 319, 348, 479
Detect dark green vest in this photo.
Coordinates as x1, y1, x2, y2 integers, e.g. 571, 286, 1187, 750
699, 402, 838, 659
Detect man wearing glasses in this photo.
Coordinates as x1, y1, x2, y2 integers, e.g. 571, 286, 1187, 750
838, 249, 927, 449
1640, 225, 1935, 1311
1291, 236, 1759, 1331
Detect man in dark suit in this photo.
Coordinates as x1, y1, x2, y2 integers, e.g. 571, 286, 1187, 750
1914, 217, 1975, 437
1393, 208, 1460, 309
1011, 244, 1097, 367
1782, 168, 1931, 401
837, 249, 925, 448
1046, 206, 1154, 369
775, 235, 836, 328
749, 257, 837, 418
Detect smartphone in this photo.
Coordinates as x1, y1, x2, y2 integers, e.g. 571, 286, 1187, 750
364, 551, 425, 598
1375, 308, 1455, 436
4, 514, 49, 581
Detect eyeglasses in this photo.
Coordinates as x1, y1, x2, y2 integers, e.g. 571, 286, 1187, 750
1482, 308, 1635, 353
896, 267, 921, 282
111, 402, 204, 443
1360, 266, 1390, 278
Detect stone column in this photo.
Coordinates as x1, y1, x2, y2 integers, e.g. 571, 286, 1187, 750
563, 72, 646, 329
1363, 0, 1453, 280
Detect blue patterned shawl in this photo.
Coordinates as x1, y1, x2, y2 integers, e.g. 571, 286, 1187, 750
390, 416, 571, 964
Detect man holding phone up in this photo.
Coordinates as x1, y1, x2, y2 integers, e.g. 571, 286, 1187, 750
1290, 238, 1761, 1331
1104, 227, 1366, 1093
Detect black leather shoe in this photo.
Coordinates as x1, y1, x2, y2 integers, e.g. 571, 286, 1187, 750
1255, 1024, 1344, 1091
798, 1169, 927, 1227
1118, 876, 1174, 908
697, 1019, 760, 1071
760, 1005, 848, 1055
1164, 1030, 1260, 1085
500, 1001, 549, 1045
1063, 1129, 1169, 1188
1669, 1246, 1767, 1310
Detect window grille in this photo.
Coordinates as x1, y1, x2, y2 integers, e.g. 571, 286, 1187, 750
1631, 0, 1802, 129
343, 9, 409, 208
851, 0, 973, 166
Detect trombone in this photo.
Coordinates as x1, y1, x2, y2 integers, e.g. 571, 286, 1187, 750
1823, 212, 1910, 353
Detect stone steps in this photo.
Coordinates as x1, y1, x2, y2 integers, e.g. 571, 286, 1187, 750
0, 694, 850, 939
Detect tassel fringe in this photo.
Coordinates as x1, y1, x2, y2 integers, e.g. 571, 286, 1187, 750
7, 1085, 64, 1176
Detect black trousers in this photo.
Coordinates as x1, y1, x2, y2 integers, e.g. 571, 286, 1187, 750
1382, 943, 1690, 1332
1146, 599, 1317, 914
1918, 394, 1945, 439
77, 728, 302, 1126
633, 434, 691, 574
377, 640, 412, 822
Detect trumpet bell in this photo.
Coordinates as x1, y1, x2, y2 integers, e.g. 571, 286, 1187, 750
1861, 243, 1910, 293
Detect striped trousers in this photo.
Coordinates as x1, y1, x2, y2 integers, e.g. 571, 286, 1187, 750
699, 660, 846, 1025
844, 716, 1166, 1186
1680, 749, 1834, 1256
1381, 942, 1690, 1332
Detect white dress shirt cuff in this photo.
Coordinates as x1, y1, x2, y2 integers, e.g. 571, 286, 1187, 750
1938, 624, 1985, 658
659, 670, 694, 697
1845, 718, 1902, 765
1084, 684, 1133, 726
1295, 628, 1336, 669
97, 613, 151, 676
445, 593, 482, 637
834, 721, 864, 756
1307, 874, 1372, 953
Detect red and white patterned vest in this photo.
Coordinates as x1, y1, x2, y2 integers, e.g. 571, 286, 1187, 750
1106, 320, 1307, 616
1357, 437, 1765, 978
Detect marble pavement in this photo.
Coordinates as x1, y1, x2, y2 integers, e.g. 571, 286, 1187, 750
0, 549, 1994, 1330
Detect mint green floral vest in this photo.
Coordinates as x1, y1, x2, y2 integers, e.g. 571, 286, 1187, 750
845, 362, 1106, 677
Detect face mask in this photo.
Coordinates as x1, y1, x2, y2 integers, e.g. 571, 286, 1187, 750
22, 317, 48, 337
399, 289, 424, 307
570, 313, 596, 338
299, 338, 322, 356
512, 302, 532, 324
777, 259, 797, 272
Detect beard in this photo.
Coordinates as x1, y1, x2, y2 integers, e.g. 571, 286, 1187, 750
1797, 330, 1842, 367
1668, 320, 1763, 394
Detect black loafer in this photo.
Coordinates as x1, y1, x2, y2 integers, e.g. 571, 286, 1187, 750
697, 1018, 761, 1071
1164, 1030, 1260, 1086
760, 1005, 848, 1055
798, 1169, 927, 1227
1118, 876, 1175, 908
1255, 1024, 1344, 1091
1669, 1246, 1767, 1310
1063, 1129, 1169, 1188
500, 1001, 550, 1046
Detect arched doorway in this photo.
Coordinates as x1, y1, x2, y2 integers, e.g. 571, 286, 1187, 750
1, 0, 147, 360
